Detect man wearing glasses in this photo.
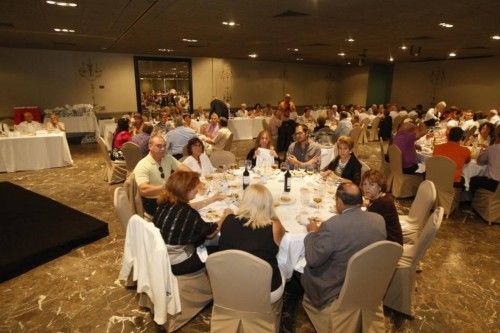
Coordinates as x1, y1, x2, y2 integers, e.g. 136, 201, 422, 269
134, 135, 191, 216
287, 124, 321, 171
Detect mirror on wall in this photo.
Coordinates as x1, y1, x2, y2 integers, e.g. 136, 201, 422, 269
133, 56, 193, 118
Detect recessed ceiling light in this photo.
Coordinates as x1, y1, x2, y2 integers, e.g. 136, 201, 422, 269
287, 48, 299, 52
222, 21, 238, 26
46, 1, 78, 6
182, 38, 198, 43
346, 37, 355, 42
296, 57, 304, 61
400, 44, 408, 50
337, 52, 346, 56
449, 51, 457, 57
439, 22, 454, 28
389, 56, 394, 62
53, 28, 75, 33
248, 53, 258, 58
46, 0, 56, 3
491, 35, 500, 40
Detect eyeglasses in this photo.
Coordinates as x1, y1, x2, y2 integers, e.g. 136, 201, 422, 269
158, 166, 165, 179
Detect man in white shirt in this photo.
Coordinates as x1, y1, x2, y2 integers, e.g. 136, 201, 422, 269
424, 101, 446, 126
236, 103, 248, 117
17, 112, 42, 134
388, 104, 399, 119
460, 110, 478, 132
165, 116, 198, 159
488, 109, 499, 125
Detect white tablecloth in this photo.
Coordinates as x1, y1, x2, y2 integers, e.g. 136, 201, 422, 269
0, 133, 73, 172
44, 113, 100, 137
98, 118, 115, 137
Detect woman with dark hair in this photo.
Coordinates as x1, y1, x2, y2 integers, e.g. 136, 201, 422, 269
361, 169, 403, 245
321, 135, 362, 184
111, 117, 131, 160
182, 137, 215, 176
154, 171, 226, 275
252, 103, 263, 117
475, 122, 495, 148
378, 109, 393, 141
246, 130, 278, 167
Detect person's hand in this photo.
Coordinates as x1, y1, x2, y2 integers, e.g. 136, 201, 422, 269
310, 155, 320, 164
287, 155, 299, 165
211, 192, 225, 202
320, 170, 332, 179
306, 220, 320, 233
222, 208, 233, 217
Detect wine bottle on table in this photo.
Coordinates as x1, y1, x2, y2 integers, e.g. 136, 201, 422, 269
243, 164, 250, 189
284, 165, 291, 192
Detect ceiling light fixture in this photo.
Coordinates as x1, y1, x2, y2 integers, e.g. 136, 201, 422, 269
491, 35, 500, 40
54, 28, 75, 33
389, 56, 394, 62
182, 38, 198, 43
449, 51, 457, 57
287, 48, 299, 52
222, 21, 238, 26
46, 1, 78, 6
158, 48, 173, 52
296, 57, 304, 61
439, 22, 454, 28
338, 52, 346, 56
400, 44, 408, 50
346, 37, 355, 42
248, 53, 258, 58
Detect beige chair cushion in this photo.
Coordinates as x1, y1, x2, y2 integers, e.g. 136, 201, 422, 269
387, 144, 422, 198
121, 141, 142, 172
369, 116, 381, 141
209, 150, 236, 168
472, 186, 500, 225
97, 136, 127, 184
303, 241, 402, 333
384, 207, 444, 317
124, 173, 144, 217
425, 156, 460, 217
113, 187, 134, 232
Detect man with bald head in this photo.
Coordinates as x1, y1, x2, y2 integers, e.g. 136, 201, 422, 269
301, 182, 387, 309
18, 111, 42, 134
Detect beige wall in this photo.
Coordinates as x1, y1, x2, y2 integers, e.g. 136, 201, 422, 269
337, 66, 369, 106
391, 56, 500, 111
0, 47, 340, 118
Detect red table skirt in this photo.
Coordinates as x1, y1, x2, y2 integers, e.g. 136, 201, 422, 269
13, 106, 43, 124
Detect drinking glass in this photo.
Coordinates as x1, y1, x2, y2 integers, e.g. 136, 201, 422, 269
300, 188, 310, 207
313, 189, 323, 214
245, 159, 253, 170
280, 162, 288, 173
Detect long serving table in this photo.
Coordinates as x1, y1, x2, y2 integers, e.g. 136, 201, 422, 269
0, 132, 73, 172
44, 112, 100, 138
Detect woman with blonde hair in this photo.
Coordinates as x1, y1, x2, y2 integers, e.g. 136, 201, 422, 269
321, 135, 362, 184
218, 184, 286, 303
246, 129, 278, 167
154, 170, 226, 275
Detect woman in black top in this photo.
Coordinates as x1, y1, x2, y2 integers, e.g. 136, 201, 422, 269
379, 109, 393, 141
321, 135, 362, 185
154, 170, 226, 275
246, 130, 278, 167
361, 169, 403, 245
219, 184, 286, 303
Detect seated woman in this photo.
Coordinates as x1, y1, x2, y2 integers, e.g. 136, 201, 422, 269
153, 170, 226, 275
218, 184, 286, 303
361, 170, 403, 245
246, 130, 278, 167
204, 112, 220, 139
392, 121, 427, 174
46, 113, 65, 132
321, 135, 362, 184
182, 137, 215, 176
251, 103, 263, 117
470, 122, 495, 148
111, 118, 131, 160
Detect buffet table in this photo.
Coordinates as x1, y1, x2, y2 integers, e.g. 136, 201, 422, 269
0, 132, 73, 172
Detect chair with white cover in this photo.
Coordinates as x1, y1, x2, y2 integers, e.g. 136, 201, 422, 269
210, 150, 236, 168
223, 133, 234, 151
369, 116, 381, 141
384, 207, 444, 317
303, 241, 403, 333
120, 215, 213, 332
113, 187, 134, 232
121, 141, 142, 173
123, 173, 145, 218
379, 138, 392, 189
392, 115, 403, 135
360, 118, 370, 143
472, 185, 500, 225
425, 156, 460, 217
97, 136, 127, 184
387, 144, 423, 198
206, 250, 283, 333
400, 180, 437, 244
360, 160, 370, 177
349, 126, 363, 156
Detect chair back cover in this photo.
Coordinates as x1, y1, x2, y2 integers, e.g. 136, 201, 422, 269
209, 150, 236, 168
406, 207, 444, 266
369, 116, 381, 141
349, 126, 362, 144
124, 173, 145, 217
407, 180, 437, 227
392, 115, 403, 134
97, 136, 112, 167
425, 156, 458, 215
262, 118, 271, 133
223, 133, 234, 151
121, 141, 142, 172
387, 144, 403, 176
113, 187, 134, 231
387, 144, 422, 198
471, 185, 500, 224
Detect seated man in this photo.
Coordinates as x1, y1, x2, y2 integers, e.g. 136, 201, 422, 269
433, 127, 471, 188
166, 116, 198, 159
203, 117, 231, 152
332, 111, 353, 142
131, 123, 153, 158
153, 110, 173, 135
17, 112, 42, 134
470, 125, 500, 194
134, 135, 190, 216
301, 182, 387, 309
45, 113, 65, 132
287, 124, 321, 170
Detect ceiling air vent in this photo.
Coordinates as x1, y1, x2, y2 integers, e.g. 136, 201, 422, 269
273, 10, 309, 17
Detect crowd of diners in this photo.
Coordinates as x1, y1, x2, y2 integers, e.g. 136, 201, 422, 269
116, 92, 499, 330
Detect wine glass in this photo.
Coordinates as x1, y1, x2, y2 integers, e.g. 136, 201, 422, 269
300, 187, 310, 207
313, 189, 323, 214
245, 159, 253, 170
306, 165, 315, 176
280, 162, 288, 173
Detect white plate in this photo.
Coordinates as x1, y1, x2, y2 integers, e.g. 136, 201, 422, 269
278, 195, 296, 205
297, 213, 323, 226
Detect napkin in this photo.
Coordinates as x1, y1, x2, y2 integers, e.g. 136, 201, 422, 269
255, 148, 275, 167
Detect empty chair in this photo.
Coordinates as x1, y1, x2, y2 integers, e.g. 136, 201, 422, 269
387, 144, 423, 198
123, 173, 145, 218
113, 187, 134, 231
400, 180, 437, 244
472, 185, 500, 225
97, 136, 127, 184
360, 118, 370, 143
209, 150, 236, 168
392, 115, 403, 135
369, 116, 381, 141
379, 138, 392, 189
223, 133, 234, 151
303, 241, 402, 333
384, 207, 444, 317
360, 160, 370, 176
206, 250, 283, 333
425, 156, 460, 217
121, 142, 142, 172
349, 126, 363, 155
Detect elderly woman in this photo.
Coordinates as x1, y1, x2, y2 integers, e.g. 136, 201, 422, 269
182, 137, 215, 176
392, 121, 427, 174
246, 130, 278, 167
111, 118, 131, 160
154, 171, 225, 275
321, 135, 362, 184
204, 112, 220, 139
46, 113, 65, 132
219, 184, 286, 303
361, 170, 403, 245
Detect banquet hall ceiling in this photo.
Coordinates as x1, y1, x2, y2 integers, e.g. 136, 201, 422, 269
1, 0, 500, 65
